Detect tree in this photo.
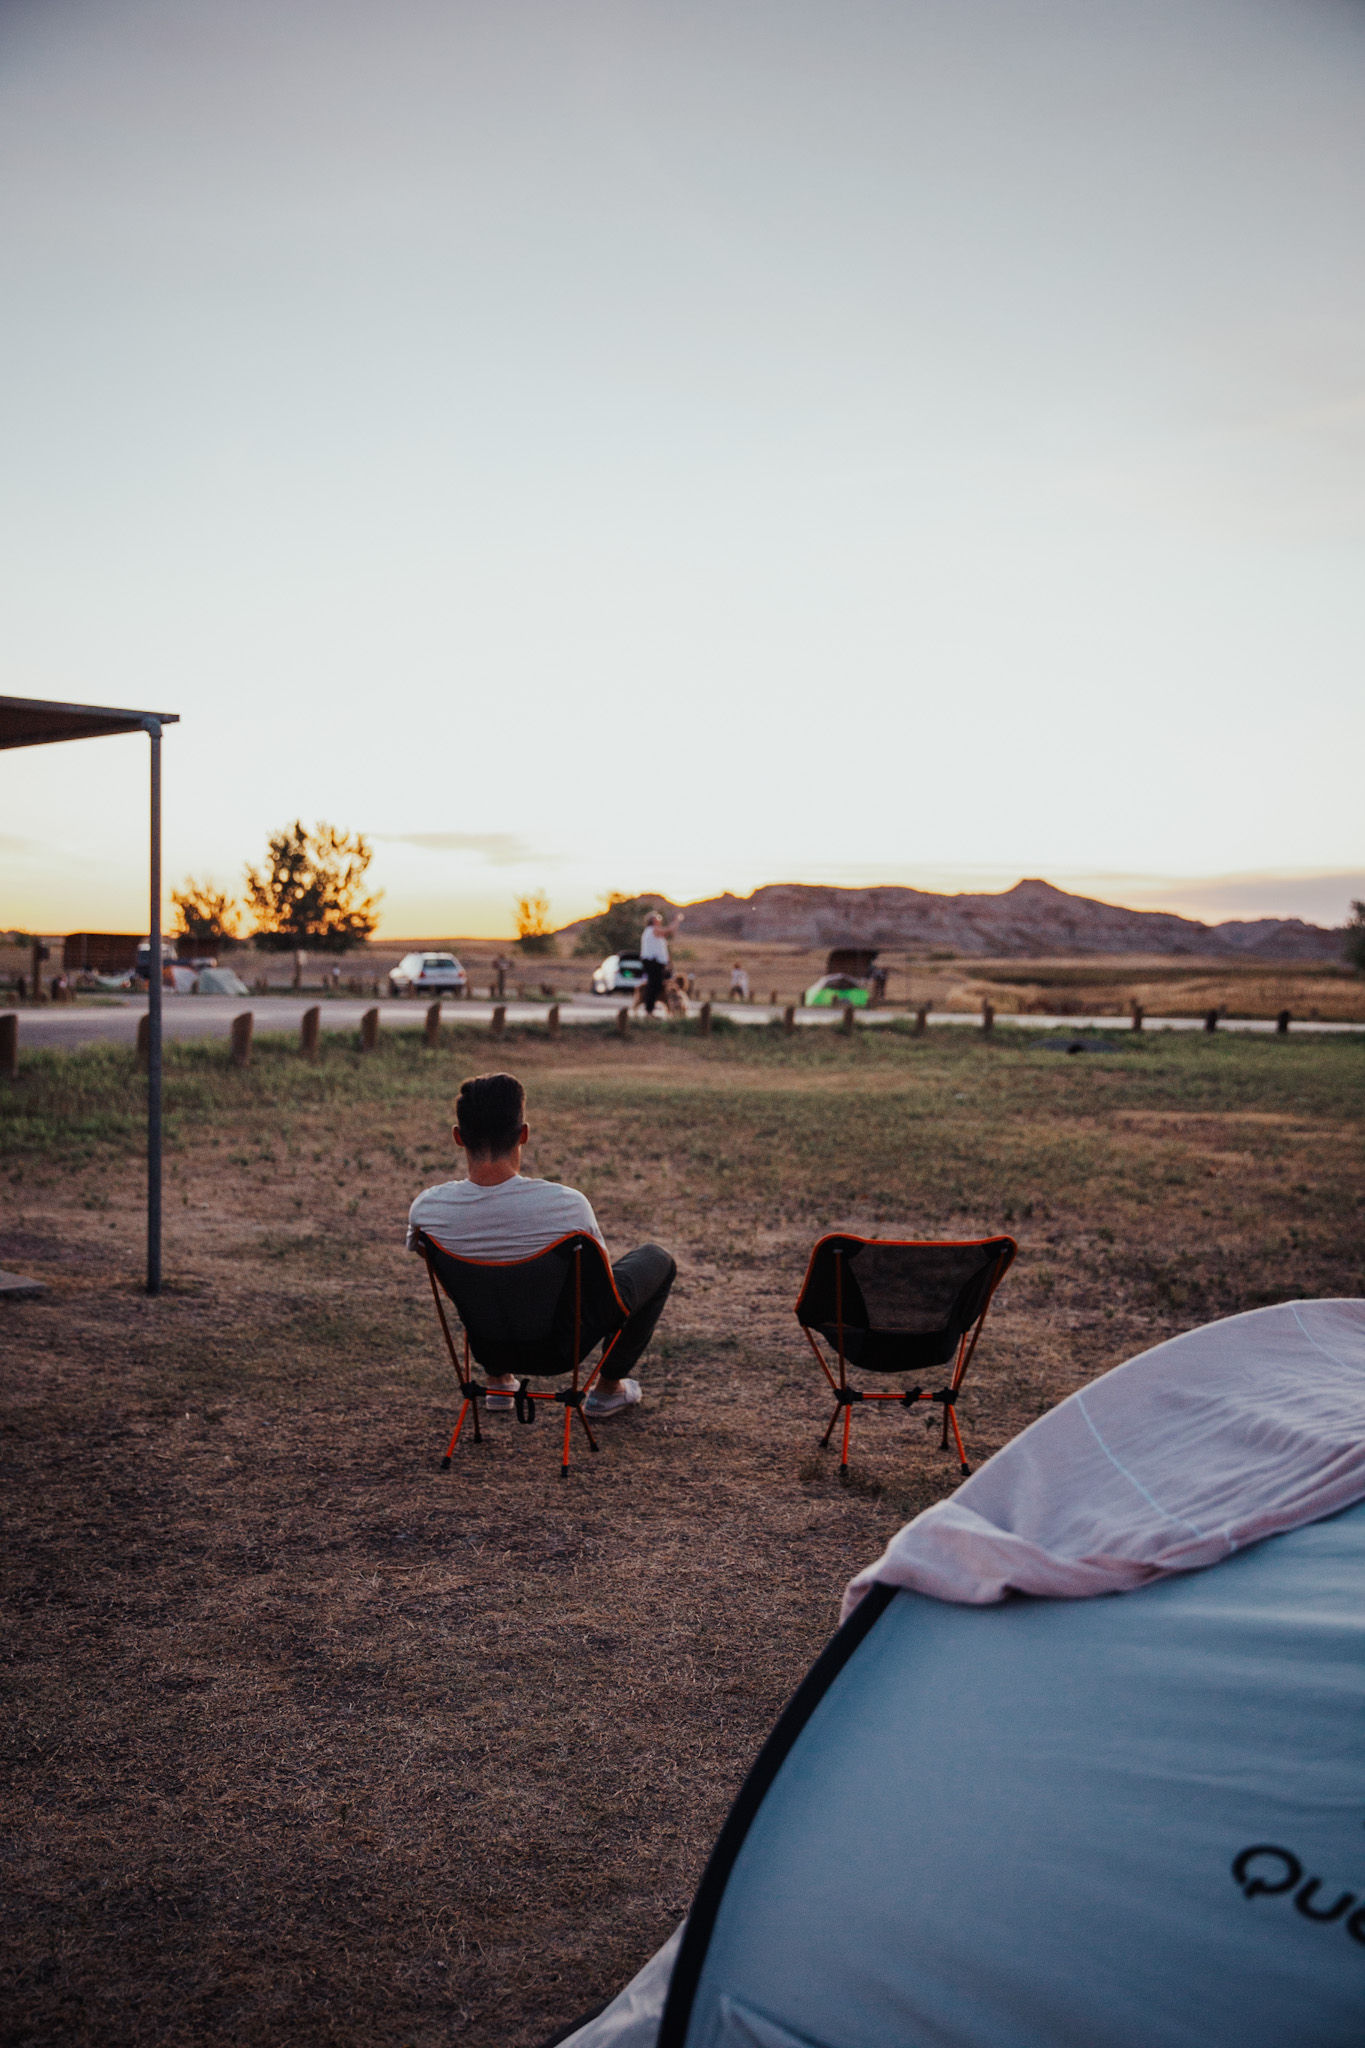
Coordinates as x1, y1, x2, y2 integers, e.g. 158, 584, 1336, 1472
244, 821, 382, 953
170, 879, 240, 950
515, 891, 556, 956
573, 892, 661, 957
1344, 901, 1365, 974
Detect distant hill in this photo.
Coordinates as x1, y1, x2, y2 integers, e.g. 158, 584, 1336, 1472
558, 879, 1343, 961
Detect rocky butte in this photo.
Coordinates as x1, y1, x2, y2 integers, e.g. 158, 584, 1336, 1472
559, 879, 1343, 961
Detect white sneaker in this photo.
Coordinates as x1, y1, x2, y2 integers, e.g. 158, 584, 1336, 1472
584, 1377, 642, 1417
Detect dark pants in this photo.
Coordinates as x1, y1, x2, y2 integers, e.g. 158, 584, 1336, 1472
643, 959, 667, 1014
591, 1242, 675, 1380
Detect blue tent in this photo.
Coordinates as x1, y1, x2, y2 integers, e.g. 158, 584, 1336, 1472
559, 1301, 1365, 2048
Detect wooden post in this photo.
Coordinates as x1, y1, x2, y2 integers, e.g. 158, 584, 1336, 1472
230, 1012, 254, 1068
1130, 1000, 1144, 1032
616, 1005, 630, 1038
782, 1004, 796, 1035
425, 1000, 441, 1048
300, 1005, 320, 1059
699, 1002, 712, 1037
360, 1006, 379, 1053
981, 1000, 994, 1035
914, 1004, 929, 1036
840, 1002, 855, 1036
770, 989, 778, 1007
1276, 1009, 1291, 1036
547, 1003, 560, 1040
136, 1012, 150, 1069
0, 1013, 16, 1080
491, 1004, 506, 1040
1204, 1008, 1219, 1034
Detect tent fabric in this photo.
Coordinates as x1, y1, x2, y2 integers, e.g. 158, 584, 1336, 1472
675, 1499, 1365, 2046
842, 1298, 1365, 1616
554, 1299, 1365, 2048
195, 967, 250, 995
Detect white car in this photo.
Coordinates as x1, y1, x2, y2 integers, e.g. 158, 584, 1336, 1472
591, 953, 648, 995
388, 951, 468, 998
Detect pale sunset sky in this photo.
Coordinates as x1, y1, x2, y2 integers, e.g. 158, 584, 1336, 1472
1, 0, 1362, 938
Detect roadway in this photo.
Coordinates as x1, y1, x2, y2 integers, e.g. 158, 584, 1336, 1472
6, 993, 1360, 1051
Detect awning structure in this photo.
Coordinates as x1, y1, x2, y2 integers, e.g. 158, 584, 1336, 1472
0, 694, 180, 1294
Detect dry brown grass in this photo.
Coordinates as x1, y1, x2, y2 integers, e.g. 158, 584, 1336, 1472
2, 1021, 1363, 2045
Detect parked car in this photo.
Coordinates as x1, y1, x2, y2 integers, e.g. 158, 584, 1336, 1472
804, 973, 872, 1008
591, 953, 647, 996
388, 951, 468, 998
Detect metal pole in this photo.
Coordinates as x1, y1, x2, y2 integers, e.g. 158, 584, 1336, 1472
145, 718, 163, 1295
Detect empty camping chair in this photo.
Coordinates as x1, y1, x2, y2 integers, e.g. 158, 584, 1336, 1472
795, 1234, 1016, 1474
414, 1229, 629, 1476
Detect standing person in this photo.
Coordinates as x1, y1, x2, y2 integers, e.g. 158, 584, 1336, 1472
492, 953, 512, 1001
407, 1072, 676, 1415
728, 961, 750, 1002
639, 909, 682, 1017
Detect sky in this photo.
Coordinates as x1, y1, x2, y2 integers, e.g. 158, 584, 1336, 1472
1, 0, 1363, 939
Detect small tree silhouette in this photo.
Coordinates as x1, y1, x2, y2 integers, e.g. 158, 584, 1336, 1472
244, 822, 381, 953
515, 891, 555, 956
573, 892, 661, 957
170, 879, 240, 950
1343, 901, 1365, 974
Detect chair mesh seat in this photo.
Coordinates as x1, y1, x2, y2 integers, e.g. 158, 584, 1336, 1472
795, 1234, 1017, 1472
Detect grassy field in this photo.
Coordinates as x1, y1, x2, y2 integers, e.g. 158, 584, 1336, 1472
3, 1019, 1363, 2046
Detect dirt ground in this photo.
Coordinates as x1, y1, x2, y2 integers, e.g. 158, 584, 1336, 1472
3, 1020, 1363, 2045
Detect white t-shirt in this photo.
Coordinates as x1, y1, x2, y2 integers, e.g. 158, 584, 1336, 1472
640, 924, 669, 964
406, 1174, 606, 1260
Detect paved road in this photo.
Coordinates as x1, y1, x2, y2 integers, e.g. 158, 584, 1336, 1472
5, 994, 1360, 1051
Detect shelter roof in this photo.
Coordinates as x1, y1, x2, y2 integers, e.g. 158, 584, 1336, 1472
0, 694, 179, 751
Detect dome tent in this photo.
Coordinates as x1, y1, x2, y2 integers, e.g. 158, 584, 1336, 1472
553, 1300, 1365, 2048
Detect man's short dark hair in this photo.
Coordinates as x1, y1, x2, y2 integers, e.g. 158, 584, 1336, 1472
455, 1072, 526, 1157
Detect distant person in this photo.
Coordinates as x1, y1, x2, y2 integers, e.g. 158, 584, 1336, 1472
640, 910, 682, 1016
869, 964, 889, 1006
330, 963, 341, 992
407, 1072, 676, 1416
729, 961, 750, 1002
492, 953, 512, 1001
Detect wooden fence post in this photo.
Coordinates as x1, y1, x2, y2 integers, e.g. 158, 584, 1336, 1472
1276, 1009, 1291, 1036
615, 1005, 630, 1038
0, 1013, 16, 1080
360, 1006, 379, 1053
1204, 1008, 1219, 1034
231, 1012, 254, 1068
137, 1013, 150, 1069
840, 1002, 855, 1036
981, 1000, 994, 1035
425, 1001, 441, 1048
699, 1002, 712, 1037
914, 1004, 929, 1036
1130, 1000, 1144, 1032
782, 1004, 796, 1035
491, 1004, 506, 1040
300, 1005, 320, 1059
547, 1003, 560, 1040
769, 989, 778, 1007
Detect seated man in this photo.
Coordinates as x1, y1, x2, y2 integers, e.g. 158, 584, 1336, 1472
406, 1071, 676, 1417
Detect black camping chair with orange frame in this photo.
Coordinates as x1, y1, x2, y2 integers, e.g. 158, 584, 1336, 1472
795, 1234, 1017, 1475
414, 1229, 629, 1477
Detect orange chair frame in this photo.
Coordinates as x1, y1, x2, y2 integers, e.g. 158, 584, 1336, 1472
798, 1235, 1016, 1476
418, 1231, 628, 1477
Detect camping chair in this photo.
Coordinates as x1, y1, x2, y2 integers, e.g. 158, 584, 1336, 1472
795, 1235, 1017, 1475
414, 1229, 629, 1477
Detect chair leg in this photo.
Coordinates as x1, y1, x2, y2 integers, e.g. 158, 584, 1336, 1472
820, 1405, 841, 1449
561, 1400, 573, 1477
574, 1403, 600, 1455
441, 1399, 471, 1469
947, 1403, 970, 1476
841, 1400, 853, 1471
